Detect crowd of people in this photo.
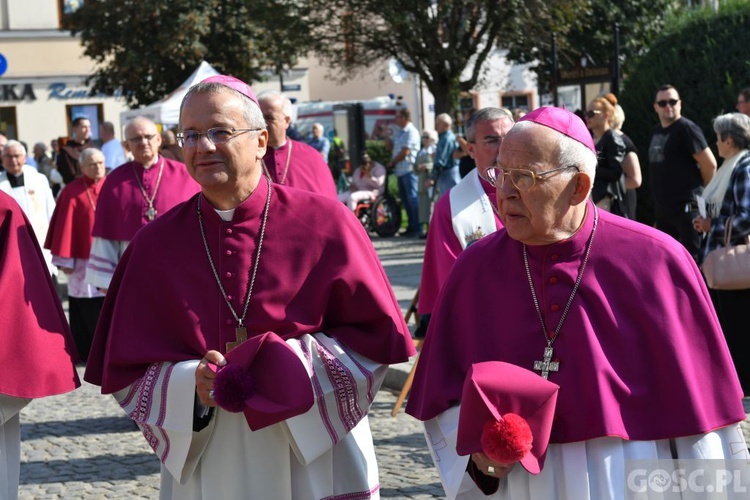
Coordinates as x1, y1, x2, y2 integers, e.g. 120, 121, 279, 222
0, 77, 748, 500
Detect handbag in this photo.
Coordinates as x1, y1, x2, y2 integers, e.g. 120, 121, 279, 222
701, 216, 750, 290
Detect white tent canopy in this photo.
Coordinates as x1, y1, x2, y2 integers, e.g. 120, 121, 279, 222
119, 61, 221, 127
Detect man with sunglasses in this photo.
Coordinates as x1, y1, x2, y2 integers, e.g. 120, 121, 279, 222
416, 107, 514, 337
85, 116, 200, 292
85, 75, 415, 498
649, 84, 716, 262
407, 106, 747, 498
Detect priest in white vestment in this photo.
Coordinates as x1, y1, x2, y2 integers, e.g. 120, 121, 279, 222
0, 140, 56, 276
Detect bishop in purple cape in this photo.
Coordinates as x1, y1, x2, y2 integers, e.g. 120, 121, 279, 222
0, 191, 80, 499
86, 116, 200, 291
85, 75, 414, 499
258, 90, 338, 199
406, 107, 747, 499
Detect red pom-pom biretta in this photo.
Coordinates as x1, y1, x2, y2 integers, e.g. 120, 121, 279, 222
456, 361, 559, 474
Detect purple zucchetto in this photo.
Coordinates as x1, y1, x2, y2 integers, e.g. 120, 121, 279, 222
201, 75, 259, 107
518, 106, 596, 153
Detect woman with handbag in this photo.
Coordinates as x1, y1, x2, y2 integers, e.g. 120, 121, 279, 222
693, 112, 750, 395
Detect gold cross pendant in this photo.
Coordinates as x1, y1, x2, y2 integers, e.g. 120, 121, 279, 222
226, 326, 248, 352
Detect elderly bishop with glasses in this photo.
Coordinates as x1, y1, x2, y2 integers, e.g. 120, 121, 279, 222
85, 116, 200, 292
85, 75, 415, 499
407, 106, 747, 499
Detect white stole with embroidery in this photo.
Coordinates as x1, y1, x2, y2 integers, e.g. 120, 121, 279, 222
449, 169, 497, 249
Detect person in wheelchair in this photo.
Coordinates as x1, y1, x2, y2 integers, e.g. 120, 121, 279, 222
338, 152, 386, 211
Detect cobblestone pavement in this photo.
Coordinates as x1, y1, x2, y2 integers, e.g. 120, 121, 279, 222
17, 234, 749, 498
18, 367, 444, 499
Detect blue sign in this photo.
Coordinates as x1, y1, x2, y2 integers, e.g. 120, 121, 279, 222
0, 54, 7, 77
282, 84, 301, 92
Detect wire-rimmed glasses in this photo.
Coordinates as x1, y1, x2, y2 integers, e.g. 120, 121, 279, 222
176, 127, 263, 148
482, 165, 579, 191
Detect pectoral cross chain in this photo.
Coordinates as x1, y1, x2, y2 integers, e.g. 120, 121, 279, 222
533, 346, 559, 380
226, 326, 248, 352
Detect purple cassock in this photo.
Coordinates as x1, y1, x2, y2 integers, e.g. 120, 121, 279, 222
418, 176, 501, 316
406, 201, 746, 443
92, 157, 200, 241
85, 179, 415, 393
263, 139, 338, 200
0, 191, 80, 398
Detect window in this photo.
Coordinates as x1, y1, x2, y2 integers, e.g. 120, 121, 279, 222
0, 107, 18, 139
65, 104, 103, 141
501, 93, 531, 111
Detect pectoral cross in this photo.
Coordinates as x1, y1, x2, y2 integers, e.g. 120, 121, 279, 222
533, 346, 559, 380
145, 205, 157, 221
226, 326, 247, 352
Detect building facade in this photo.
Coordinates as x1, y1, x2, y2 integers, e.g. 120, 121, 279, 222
0, 0, 130, 149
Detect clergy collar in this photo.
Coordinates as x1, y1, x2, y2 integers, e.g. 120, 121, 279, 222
271, 138, 288, 151
7, 172, 24, 188
198, 177, 271, 224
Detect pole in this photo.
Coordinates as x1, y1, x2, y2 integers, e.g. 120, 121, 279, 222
612, 23, 620, 96
279, 66, 284, 92
551, 32, 559, 107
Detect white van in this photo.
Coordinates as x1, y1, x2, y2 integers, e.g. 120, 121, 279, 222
294, 96, 406, 141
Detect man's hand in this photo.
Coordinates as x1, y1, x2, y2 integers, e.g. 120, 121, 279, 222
471, 452, 515, 480
196, 350, 226, 407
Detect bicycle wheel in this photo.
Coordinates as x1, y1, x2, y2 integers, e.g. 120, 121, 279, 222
370, 195, 402, 237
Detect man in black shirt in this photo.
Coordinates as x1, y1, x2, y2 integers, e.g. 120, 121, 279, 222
648, 84, 716, 262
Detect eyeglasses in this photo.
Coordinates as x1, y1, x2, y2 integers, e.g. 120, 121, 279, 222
468, 135, 503, 147
2, 153, 24, 160
482, 165, 579, 191
176, 127, 262, 148
656, 99, 679, 108
584, 110, 602, 118
127, 134, 158, 144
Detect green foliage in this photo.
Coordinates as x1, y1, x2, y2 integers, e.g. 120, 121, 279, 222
365, 140, 391, 168
64, 0, 310, 107
618, 1, 750, 223
301, 0, 584, 116
504, 0, 673, 95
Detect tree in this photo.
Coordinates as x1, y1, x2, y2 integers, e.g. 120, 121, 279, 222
618, 0, 750, 224
503, 0, 674, 96
301, 0, 585, 116
64, 0, 311, 107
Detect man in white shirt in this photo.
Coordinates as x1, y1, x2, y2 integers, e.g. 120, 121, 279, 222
99, 121, 127, 172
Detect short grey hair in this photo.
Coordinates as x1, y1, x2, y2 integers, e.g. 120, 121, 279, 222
256, 89, 293, 118
465, 107, 514, 142
4, 139, 26, 156
509, 121, 597, 186
436, 113, 453, 127
79, 147, 103, 165
713, 112, 750, 150
180, 83, 265, 130
124, 116, 158, 138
